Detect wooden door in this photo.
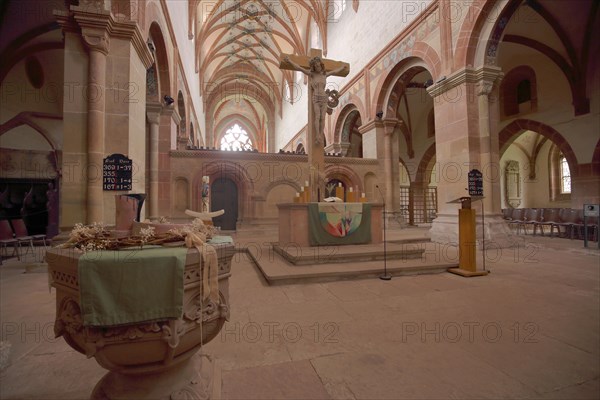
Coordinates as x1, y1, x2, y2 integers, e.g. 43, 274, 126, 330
210, 178, 238, 230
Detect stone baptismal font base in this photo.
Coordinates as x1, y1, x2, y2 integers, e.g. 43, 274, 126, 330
47, 229, 235, 399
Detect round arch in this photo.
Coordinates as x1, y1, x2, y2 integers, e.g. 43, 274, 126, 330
177, 91, 186, 137
454, 0, 519, 69
191, 161, 255, 221
498, 119, 578, 175
324, 164, 363, 192
374, 57, 435, 120
262, 178, 302, 198
415, 143, 437, 185
148, 21, 171, 103
333, 104, 362, 144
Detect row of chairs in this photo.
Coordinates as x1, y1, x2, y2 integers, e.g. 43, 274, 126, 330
0, 219, 48, 264
502, 208, 598, 240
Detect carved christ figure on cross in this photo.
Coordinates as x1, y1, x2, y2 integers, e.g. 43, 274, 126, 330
283, 55, 348, 145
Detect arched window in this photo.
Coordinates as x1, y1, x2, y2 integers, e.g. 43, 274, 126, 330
549, 145, 572, 202
517, 80, 531, 104
220, 124, 254, 151
559, 155, 571, 194
310, 18, 322, 50
330, 0, 347, 21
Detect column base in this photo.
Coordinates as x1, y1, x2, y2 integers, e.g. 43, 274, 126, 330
384, 211, 409, 229
91, 353, 220, 400
430, 213, 517, 249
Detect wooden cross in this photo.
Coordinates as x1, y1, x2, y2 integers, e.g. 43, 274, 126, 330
280, 48, 350, 202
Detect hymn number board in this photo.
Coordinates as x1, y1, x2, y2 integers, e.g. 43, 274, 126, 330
468, 169, 483, 197
103, 154, 133, 191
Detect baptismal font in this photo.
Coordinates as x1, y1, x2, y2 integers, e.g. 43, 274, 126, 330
47, 196, 234, 399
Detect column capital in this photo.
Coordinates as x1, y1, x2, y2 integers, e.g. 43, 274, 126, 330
325, 142, 351, 156
81, 29, 110, 54
477, 81, 495, 97
383, 118, 400, 136
68, 4, 153, 67
71, 5, 112, 55
357, 119, 384, 134
324, 143, 340, 154
146, 101, 163, 124
161, 105, 175, 117
426, 65, 503, 98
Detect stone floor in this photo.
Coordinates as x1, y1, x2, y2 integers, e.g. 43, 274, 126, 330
1, 228, 599, 399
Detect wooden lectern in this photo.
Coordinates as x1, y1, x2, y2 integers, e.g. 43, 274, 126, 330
447, 196, 489, 277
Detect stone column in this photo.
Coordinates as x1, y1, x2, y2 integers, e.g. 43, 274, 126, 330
476, 76, 514, 247
382, 119, 397, 210
383, 119, 404, 225
55, 4, 153, 227
157, 106, 175, 216
81, 28, 110, 224
146, 102, 162, 219
477, 79, 497, 213
358, 119, 403, 225
428, 66, 513, 247
358, 120, 384, 165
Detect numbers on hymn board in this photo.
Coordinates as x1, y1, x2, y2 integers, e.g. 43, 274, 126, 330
468, 169, 483, 197
103, 154, 133, 191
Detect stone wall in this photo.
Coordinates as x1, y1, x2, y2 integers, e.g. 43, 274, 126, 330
168, 150, 381, 226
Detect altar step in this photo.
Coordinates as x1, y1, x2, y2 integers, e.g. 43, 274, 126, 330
247, 241, 458, 285
272, 238, 427, 266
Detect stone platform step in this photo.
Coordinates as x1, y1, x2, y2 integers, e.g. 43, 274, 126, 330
272, 239, 428, 265
247, 242, 458, 285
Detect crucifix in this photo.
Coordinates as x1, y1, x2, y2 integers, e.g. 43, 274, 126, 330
280, 48, 350, 202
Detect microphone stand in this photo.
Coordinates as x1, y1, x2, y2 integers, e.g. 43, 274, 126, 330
376, 185, 391, 280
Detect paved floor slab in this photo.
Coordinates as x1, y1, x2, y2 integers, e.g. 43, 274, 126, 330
1, 230, 598, 399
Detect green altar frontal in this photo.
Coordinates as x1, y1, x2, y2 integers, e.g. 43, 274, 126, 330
277, 203, 383, 247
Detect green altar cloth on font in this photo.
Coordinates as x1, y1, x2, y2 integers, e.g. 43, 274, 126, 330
78, 247, 188, 327
308, 203, 372, 245
208, 235, 234, 245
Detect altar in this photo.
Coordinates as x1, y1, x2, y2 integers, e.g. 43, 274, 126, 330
277, 202, 383, 247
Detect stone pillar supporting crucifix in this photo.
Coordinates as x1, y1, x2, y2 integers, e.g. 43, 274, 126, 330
280, 49, 350, 202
